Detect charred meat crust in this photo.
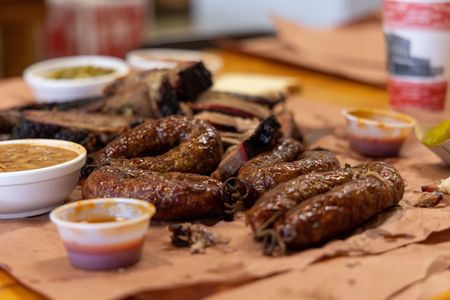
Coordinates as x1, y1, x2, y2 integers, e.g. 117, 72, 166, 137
275, 162, 404, 249
15, 96, 106, 112
0, 110, 21, 134
158, 78, 183, 116
238, 144, 340, 206
242, 115, 281, 158
96, 115, 223, 175
10, 110, 132, 151
11, 119, 96, 150
211, 115, 282, 181
176, 61, 212, 101
82, 166, 224, 221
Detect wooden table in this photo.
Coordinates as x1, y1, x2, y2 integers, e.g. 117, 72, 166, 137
0, 49, 448, 300
0, 0, 46, 77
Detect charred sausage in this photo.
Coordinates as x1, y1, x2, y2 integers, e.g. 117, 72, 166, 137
247, 163, 371, 233
82, 166, 224, 221
96, 115, 223, 175
274, 161, 404, 250
237, 141, 339, 206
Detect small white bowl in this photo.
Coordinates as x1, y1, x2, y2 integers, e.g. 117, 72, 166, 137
23, 55, 130, 103
0, 139, 86, 219
126, 48, 223, 74
50, 198, 155, 270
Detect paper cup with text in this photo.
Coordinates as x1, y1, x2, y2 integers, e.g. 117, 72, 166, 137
383, 0, 450, 112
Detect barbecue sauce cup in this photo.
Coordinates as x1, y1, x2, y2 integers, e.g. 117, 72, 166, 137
50, 198, 155, 270
342, 107, 416, 157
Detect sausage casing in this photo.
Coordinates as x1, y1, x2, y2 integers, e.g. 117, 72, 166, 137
82, 166, 224, 221
274, 162, 404, 249
96, 115, 223, 175
237, 140, 339, 205
247, 164, 370, 232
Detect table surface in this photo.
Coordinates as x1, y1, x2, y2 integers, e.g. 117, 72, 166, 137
0, 49, 449, 300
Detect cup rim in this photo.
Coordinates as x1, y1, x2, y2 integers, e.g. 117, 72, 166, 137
50, 198, 156, 230
23, 55, 129, 87
342, 107, 416, 129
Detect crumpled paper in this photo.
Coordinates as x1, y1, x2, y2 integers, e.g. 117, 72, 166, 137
206, 239, 450, 300
0, 96, 449, 300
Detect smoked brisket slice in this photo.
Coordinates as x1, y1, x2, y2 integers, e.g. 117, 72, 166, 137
198, 91, 284, 108
11, 110, 133, 151
211, 115, 282, 181
0, 110, 21, 133
274, 108, 303, 142
189, 95, 271, 120
102, 61, 212, 118
102, 71, 180, 118
194, 111, 259, 133
0, 97, 106, 134
16, 97, 105, 112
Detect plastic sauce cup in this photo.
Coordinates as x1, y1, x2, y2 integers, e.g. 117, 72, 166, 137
342, 107, 416, 157
50, 198, 155, 270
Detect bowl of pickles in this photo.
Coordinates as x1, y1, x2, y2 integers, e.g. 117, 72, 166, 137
23, 55, 129, 103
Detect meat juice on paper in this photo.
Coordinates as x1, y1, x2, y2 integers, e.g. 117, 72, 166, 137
383, 0, 450, 112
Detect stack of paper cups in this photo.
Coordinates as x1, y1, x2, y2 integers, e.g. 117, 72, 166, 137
383, 0, 450, 113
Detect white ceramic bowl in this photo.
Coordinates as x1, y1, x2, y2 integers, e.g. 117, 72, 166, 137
126, 48, 223, 74
0, 139, 86, 219
50, 198, 155, 270
23, 55, 130, 103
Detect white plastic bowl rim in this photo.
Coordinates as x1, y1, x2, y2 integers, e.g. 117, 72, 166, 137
23, 55, 130, 87
50, 198, 156, 230
0, 139, 86, 185
342, 107, 416, 129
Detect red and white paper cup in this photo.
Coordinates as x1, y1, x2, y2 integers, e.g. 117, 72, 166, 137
44, 0, 148, 58
383, 0, 450, 112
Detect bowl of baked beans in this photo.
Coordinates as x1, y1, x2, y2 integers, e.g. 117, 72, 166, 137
0, 139, 86, 219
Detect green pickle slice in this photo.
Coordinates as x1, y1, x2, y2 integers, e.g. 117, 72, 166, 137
422, 119, 450, 147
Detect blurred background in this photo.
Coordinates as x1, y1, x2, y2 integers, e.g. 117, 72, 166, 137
0, 0, 381, 77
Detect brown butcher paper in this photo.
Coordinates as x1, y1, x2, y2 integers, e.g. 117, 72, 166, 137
0, 96, 449, 300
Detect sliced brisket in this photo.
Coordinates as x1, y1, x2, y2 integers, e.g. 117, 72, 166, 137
199, 91, 284, 108
11, 110, 134, 151
211, 115, 281, 181
102, 61, 212, 118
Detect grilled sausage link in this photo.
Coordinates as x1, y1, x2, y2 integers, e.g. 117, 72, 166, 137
96, 115, 223, 175
82, 166, 224, 221
237, 140, 339, 206
247, 163, 371, 233
275, 161, 404, 249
